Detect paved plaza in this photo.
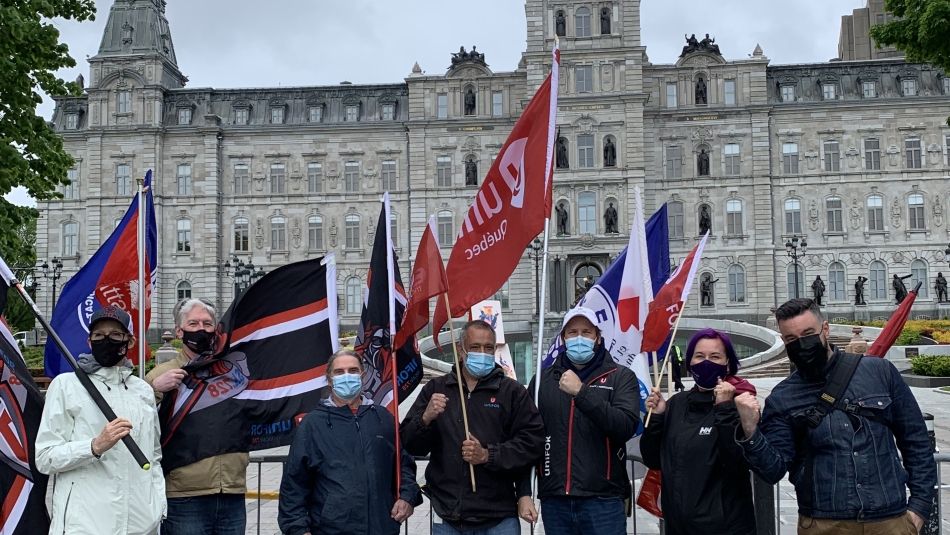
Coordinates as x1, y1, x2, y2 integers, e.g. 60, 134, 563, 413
244, 377, 950, 535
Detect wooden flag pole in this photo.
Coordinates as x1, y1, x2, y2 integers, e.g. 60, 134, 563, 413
443, 292, 477, 493
645, 312, 685, 427
382, 193, 403, 499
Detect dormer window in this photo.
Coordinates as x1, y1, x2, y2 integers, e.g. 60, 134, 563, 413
117, 90, 131, 114
780, 85, 795, 102
177, 108, 192, 125
234, 107, 249, 125
901, 78, 918, 96
65, 113, 79, 130
381, 103, 395, 121
821, 84, 836, 100
862, 81, 877, 98
942, 77, 950, 95
270, 107, 285, 124
308, 106, 323, 123
345, 104, 360, 122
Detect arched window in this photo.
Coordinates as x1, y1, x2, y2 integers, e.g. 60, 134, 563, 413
176, 281, 192, 301
725, 199, 742, 235
345, 277, 362, 315
308, 215, 323, 250
869, 260, 887, 300
786, 263, 805, 299
911, 259, 929, 298
784, 198, 802, 234
176, 219, 191, 253
574, 263, 602, 299
271, 216, 287, 250
728, 264, 745, 303
233, 217, 249, 252
344, 214, 360, 249
62, 221, 79, 256
437, 210, 454, 248
578, 192, 596, 234
828, 262, 846, 301
574, 7, 591, 37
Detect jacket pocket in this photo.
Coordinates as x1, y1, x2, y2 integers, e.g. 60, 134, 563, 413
59, 481, 74, 534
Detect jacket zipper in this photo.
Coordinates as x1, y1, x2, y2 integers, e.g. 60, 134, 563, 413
605, 437, 611, 478
62, 482, 74, 534
564, 368, 618, 495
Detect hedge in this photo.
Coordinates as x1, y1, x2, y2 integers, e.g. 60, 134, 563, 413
910, 355, 950, 377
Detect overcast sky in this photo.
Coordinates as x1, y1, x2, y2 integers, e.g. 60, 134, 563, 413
8, 0, 864, 206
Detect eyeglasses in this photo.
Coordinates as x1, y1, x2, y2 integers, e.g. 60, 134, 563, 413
90, 332, 129, 342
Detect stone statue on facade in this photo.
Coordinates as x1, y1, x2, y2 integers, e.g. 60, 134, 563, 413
75, 73, 84, 90
700, 273, 719, 306
604, 202, 619, 234
681, 33, 722, 57
464, 88, 476, 115
699, 204, 712, 235
936, 272, 948, 303
681, 34, 700, 56
556, 137, 569, 168
600, 7, 611, 34
603, 138, 616, 167
451, 46, 485, 66
893, 273, 912, 304
555, 10, 566, 37
811, 275, 826, 306
700, 34, 721, 55
556, 202, 569, 235
696, 78, 708, 105
465, 158, 478, 186
854, 276, 868, 305
697, 149, 710, 176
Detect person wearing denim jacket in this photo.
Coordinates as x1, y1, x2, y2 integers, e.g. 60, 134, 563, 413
733, 299, 936, 534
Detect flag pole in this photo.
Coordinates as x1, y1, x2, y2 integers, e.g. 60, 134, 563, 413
382, 193, 403, 498
136, 175, 146, 378
531, 220, 551, 406
645, 312, 685, 427
442, 292, 477, 493
0, 257, 152, 470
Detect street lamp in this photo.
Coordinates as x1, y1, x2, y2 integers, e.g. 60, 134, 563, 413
40, 258, 64, 315
785, 236, 808, 299
224, 256, 265, 299
526, 238, 543, 314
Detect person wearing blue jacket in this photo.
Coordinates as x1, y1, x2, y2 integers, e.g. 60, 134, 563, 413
278, 349, 422, 535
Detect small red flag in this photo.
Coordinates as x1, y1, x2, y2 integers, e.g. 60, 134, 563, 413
867, 282, 921, 357
394, 217, 449, 349
641, 233, 708, 352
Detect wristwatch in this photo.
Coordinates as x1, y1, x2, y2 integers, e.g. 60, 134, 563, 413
91, 439, 102, 459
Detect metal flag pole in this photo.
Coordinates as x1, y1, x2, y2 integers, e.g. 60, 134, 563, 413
382, 192, 403, 498
0, 255, 152, 470
531, 220, 552, 406
136, 175, 147, 378
442, 292, 478, 492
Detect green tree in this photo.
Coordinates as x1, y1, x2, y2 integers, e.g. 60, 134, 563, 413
0, 1, 96, 206
870, 1, 950, 100
1, 205, 38, 332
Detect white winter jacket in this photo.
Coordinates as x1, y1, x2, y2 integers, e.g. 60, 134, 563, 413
35, 359, 166, 535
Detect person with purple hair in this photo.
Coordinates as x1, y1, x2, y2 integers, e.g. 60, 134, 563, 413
640, 328, 757, 535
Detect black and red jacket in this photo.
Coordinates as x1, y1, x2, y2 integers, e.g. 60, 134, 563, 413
527, 345, 640, 499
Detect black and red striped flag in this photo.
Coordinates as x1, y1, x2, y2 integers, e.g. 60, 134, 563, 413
0, 278, 50, 533
158, 257, 340, 472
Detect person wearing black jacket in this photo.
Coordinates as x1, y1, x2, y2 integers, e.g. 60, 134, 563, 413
278, 350, 422, 535
641, 328, 757, 535
401, 320, 544, 535
521, 307, 640, 535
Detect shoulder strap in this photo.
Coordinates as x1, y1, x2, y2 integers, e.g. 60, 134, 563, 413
802, 353, 863, 429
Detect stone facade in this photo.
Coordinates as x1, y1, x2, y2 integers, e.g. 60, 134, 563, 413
40, 0, 950, 339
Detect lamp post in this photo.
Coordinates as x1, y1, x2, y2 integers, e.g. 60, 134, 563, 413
785, 236, 808, 299
40, 258, 64, 315
224, 256, 265, 299
526, 238, 543, 314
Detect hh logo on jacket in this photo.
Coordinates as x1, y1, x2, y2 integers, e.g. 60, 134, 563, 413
698, 426, 713, 436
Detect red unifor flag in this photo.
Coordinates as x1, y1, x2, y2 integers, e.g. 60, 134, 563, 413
640, 232, 709, 353
431, 46, 559, 342
394, 216, 448, 350
867, 282, 921, 357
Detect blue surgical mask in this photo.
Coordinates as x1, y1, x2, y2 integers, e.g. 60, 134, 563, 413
464, 352, 496, 378
331, 373, 363, 400
565, 336, 596, 364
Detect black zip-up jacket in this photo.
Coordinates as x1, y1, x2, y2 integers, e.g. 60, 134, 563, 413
640, 389, 756, 535
401, 366, 544, 528
527, 346, 640, 499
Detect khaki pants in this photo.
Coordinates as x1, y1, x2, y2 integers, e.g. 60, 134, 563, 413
798, 513, 919, 535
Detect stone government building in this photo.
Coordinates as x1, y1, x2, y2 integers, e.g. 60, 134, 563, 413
41, 0, 950, 356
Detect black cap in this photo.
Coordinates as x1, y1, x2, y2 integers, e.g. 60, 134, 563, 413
89, 305, 133, 334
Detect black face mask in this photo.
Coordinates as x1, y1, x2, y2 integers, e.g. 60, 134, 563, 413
182, 329, 216, 356
786, 334, 829, 382
91, 338, 128, 367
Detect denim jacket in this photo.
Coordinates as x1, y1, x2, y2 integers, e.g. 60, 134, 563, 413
738, 349, 936, 521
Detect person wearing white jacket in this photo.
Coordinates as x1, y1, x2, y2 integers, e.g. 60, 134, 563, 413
36, 305, 166, 535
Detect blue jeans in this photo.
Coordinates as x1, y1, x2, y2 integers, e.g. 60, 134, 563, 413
541, 496, 625, 535
162, 494, 246, 535
432, 515, 520, 535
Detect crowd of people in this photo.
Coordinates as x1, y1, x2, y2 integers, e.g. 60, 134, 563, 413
34, 297, 937, 534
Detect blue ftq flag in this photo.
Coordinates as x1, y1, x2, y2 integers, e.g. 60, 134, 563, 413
44, 170, 157, 377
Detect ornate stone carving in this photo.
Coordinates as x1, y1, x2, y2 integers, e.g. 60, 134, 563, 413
601, 64, 614, 92
933, 194, 944, 227
890, 198, 902, 228
255, 218, 264, 249
329, 219, 338, 248
690, 127, 713, 145
808, 200, 820, 231
804, 151, 819, 170
849, 198, 862, 230
845, 146, 860, 168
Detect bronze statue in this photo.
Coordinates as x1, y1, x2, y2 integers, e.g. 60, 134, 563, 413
700, 34, 721, 55
893, 273, 912, 304
555, 10, 566, 37
854, 276, 868, 305
603, 138, 616, 167
465, 158, 478, 186
556, 137, 569, 169
600, 7, 611, 34
464, 88, 476, 115
811, 276, 826, 306
936, 272, 948, 303
696, 77, 708, 105
556, 202, 569, 235
604, 202, 618, 234
681, 33, 700, 56
697, 149, 710, 176
700, 273, 719, 306
699, 204, 712, 235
